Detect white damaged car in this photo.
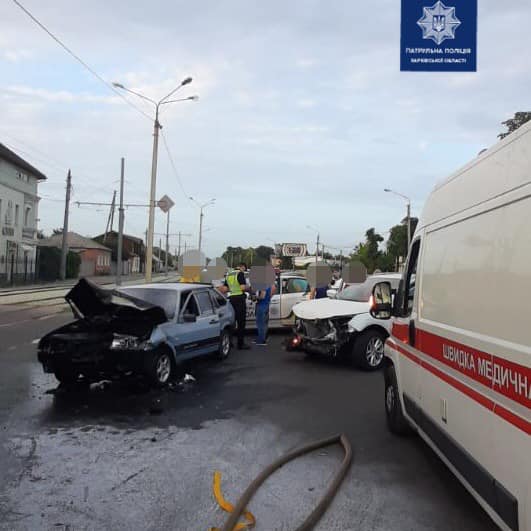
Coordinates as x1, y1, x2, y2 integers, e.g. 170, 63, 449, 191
292, 274, 401, 370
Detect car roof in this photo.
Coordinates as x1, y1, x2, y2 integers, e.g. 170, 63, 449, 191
369, 273, 402, 280
119, 282, 212, 292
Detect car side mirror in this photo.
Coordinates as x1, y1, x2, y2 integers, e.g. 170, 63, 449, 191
369, 282, 392, 320
183, 312, 197, 323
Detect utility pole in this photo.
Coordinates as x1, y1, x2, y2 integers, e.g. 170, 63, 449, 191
59, 169, 72, 280
198, 207, 204, 261
165, 210, 170, 275
112, 77, 195, 282
315, 233, 320, 265
110, 191, 116, 232
145, 112, 161, 282
103, 190, 116, 243
116, 158, 125, 286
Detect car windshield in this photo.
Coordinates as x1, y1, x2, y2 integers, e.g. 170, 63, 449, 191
116, 288, 177, 319
337, 278, 390, 302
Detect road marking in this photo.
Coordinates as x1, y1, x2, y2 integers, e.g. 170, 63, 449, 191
0, 319, 31, 328
32, 339, 40, 344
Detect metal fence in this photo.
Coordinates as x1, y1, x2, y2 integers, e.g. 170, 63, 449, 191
0, 256, 38, 287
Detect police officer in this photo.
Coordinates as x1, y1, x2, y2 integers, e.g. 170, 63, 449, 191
224, 263, 250, 350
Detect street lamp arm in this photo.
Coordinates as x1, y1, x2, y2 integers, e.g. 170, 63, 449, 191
384, 188, 410, 204
160, 96, 199, 105
113, 84, 156, 105
159, 77, 192, 105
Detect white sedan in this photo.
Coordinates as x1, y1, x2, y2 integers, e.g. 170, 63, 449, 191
246, 273, 310, 328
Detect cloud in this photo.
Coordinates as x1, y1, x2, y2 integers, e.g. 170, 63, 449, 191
296, 98, 316, 108
2, 49, 32, 62
296, 58, 316, 69
1, 0, 530, 257
3, 85, 120, 104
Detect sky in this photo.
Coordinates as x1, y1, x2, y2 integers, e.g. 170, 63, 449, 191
1, 0, 530, 259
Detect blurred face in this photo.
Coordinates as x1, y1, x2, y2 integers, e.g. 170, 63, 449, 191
239, 264, 246, 272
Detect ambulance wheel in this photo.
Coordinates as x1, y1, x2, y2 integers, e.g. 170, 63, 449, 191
384, 364, 413, 436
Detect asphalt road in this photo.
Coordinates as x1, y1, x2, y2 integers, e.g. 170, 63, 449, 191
0, 306, 498, 531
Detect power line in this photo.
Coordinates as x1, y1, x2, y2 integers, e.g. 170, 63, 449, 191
160, 130, 191, 201
11, 0, 153, 122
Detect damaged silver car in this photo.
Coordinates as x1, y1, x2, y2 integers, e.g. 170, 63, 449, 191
292, 274, 401, 370
37, 279, 235, 387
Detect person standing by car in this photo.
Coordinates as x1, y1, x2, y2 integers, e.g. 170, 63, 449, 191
310, 284, 328, 299
329, 268, 344, 292
223, 263, 250, 350
254, 281, 276, 345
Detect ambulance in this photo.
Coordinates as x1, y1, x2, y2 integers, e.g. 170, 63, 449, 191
370, 121, 531, 531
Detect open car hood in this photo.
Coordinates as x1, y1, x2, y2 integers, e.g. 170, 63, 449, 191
293, 298, 369, 320
65, 278, 167, 327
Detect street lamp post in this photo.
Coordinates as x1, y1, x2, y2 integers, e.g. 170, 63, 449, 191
112, 78, 198, 281
189, 197, 215, 265
384, 188, 412, 248
306, 225, 320, 264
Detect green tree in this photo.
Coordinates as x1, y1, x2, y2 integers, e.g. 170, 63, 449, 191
254, 245, 275, 262
350, 228, 384, 273
498, 112, 531, 140
386, 217, 419, 271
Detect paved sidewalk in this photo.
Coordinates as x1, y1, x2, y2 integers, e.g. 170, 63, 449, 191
0, 272, 176, 294
0, 273, 180, 307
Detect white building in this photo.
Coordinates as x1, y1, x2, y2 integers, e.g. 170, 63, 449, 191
0, 143, 47, 284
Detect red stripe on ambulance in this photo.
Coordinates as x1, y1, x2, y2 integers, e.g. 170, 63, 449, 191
388, 338, 531, 436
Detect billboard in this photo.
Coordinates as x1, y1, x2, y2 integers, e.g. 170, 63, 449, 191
281, 243, 307, 257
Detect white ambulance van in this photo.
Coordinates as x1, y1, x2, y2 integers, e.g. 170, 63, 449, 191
370, 121, 531, 531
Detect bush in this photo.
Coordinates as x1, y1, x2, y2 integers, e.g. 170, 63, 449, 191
66, 252, 81, 278
37, 247, 80, 280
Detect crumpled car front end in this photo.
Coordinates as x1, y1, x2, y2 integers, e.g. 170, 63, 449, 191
37, 278, 167, 383
294, 316, 354, 356
291, 298, 370, 357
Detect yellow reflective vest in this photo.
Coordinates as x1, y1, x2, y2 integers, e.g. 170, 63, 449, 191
226, 271, 244, 296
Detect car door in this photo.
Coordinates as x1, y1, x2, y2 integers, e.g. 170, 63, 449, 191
391, 239, 422, 408
171, 291, 217, 360
193, 290, 221, 355
209, 289, 232, 331
281, 278, 310, 319
268, 277, 282, 323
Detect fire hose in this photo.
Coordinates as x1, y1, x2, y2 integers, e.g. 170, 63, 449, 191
213, 433, 353, 531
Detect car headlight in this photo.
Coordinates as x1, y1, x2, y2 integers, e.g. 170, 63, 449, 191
110, 334, 146, 350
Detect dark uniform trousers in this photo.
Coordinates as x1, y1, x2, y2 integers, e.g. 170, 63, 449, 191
229, 294, 246, 348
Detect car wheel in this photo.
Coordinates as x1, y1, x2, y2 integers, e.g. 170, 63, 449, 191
146, 349, 173, 387
384, 364, 413, 435
218, 329, 231, 360
353, 329, 386, 370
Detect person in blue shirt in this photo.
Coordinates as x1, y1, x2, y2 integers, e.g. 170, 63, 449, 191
254, 283, 275, 345
310, 285, 328, 299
